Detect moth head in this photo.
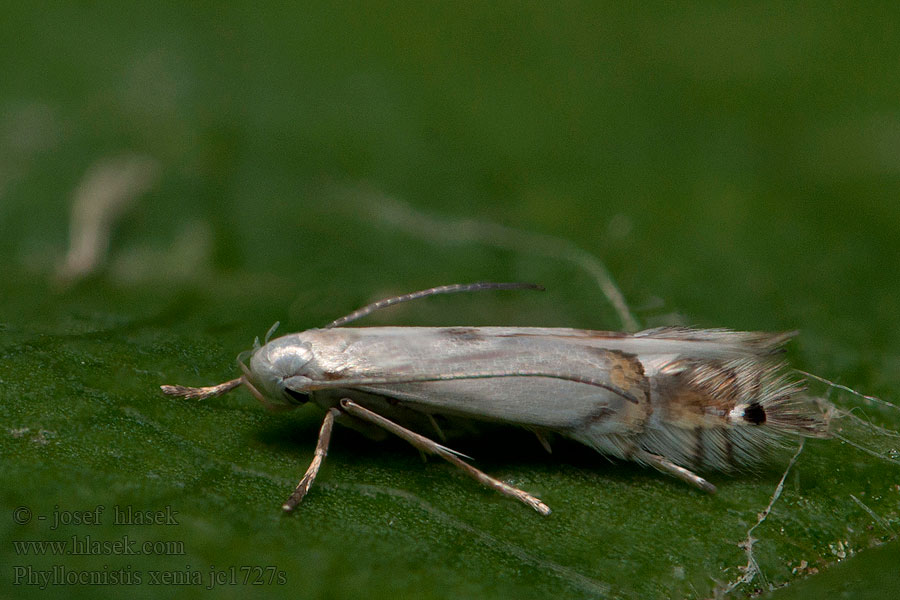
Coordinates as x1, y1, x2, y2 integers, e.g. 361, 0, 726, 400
242, 338, 316, 408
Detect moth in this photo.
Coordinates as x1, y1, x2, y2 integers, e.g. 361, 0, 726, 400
162, 282, 829, 515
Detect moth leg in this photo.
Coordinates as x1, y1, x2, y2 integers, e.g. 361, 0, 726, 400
534, 430, 553, 454
161, 377, 242, 400
282, 408, 340, 512
426, 413, 447, 442
339, 399, 551, 516
633, 449, 717, 493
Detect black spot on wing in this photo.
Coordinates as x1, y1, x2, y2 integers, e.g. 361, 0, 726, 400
743, 402, 767, 425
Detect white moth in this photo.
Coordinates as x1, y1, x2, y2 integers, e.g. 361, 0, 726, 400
162, 282, 828, 515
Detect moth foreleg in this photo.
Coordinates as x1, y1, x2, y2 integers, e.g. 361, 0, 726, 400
534, 430, 553, 454
160, 377, 242, 400
282, 408, 340, 513
339, 399, 552, 516
633, 449, 717, 494
426, 413, 447, 442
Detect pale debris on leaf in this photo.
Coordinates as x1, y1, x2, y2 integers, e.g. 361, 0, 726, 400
56, 153, 160, 284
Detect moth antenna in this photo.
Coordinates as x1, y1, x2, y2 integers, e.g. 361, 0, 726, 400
160, 377, 243, 400
264, 321, 281, 344
323, 281, 544, 328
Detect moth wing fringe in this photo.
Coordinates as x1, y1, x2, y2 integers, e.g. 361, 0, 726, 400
636, 327, 797, 355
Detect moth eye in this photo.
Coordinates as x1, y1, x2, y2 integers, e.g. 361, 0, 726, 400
743, 402, 767, 425
284, 388, 309, 405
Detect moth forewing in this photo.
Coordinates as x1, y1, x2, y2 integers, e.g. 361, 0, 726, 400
259, 327, 652, 430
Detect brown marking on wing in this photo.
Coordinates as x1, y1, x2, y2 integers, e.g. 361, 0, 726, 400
723, 428, 735, 468
441, 327, 486, 343
589, 350, 653, 433
581, 330, 631, 339
749, 369, 762, 400
604, 350, 650, 406
710, 366, 740, 403
656, 361, 747, 429
586, 406, 616, 425
692, 427, 705, 469
664, 388, 717, 428
321, 369, 348, 381
654, 358, 800, 434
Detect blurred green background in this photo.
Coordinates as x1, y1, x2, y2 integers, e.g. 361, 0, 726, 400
2, 3, 899, 598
